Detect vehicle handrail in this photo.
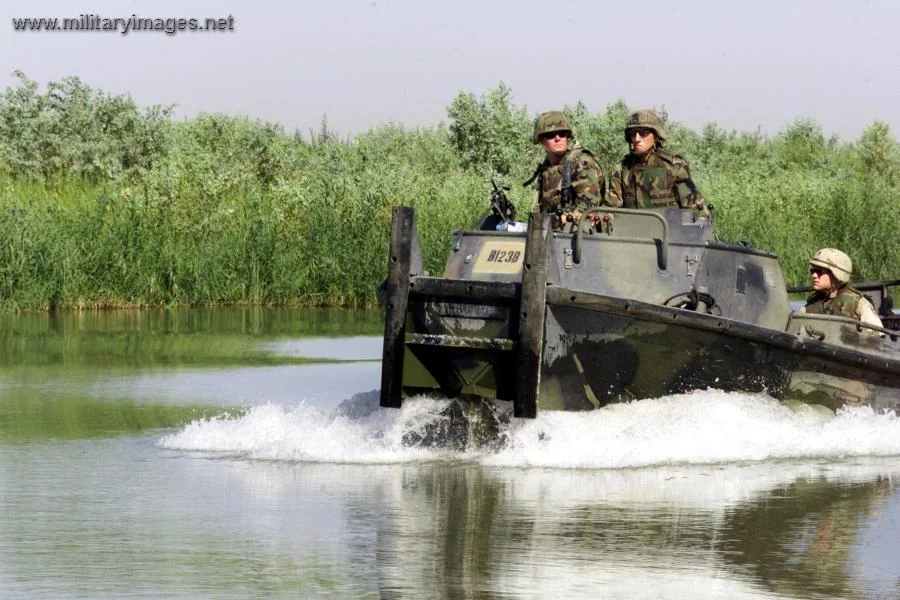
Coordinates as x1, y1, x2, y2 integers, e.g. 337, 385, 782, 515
573, 207, 670, 270
787, 311, 898, 341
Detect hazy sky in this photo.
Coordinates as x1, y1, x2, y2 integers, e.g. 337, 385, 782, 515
3, 0, 899, 140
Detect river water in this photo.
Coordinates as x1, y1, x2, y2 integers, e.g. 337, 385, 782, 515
2, 307, 899, 599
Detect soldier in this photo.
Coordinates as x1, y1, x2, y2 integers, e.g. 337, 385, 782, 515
526, 111, 606, 231
800, 248, 883, 331
608, 109, 709, 217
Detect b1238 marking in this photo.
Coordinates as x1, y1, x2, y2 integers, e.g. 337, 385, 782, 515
486, 249, 521, 264
472, 240, 525, 274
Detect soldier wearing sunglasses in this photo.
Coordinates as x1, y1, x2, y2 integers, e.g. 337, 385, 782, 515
525, 111, 606, 231
800, 248, 883, 331
608, 110, 709, 218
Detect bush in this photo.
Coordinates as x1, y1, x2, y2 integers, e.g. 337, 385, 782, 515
0, 74, 897, 309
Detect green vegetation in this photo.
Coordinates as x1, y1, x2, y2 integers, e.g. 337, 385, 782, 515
1, 72, 898, 310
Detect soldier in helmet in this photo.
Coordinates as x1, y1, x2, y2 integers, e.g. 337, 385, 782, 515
608, 109, 709, 218
526, 110, 606, 231
800, 248, 883, 331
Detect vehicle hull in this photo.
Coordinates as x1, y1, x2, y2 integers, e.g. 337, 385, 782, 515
539, 289, 900, 413
380, 206, 900, 422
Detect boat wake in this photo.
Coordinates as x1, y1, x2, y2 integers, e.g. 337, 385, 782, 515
157, 389, 900, 468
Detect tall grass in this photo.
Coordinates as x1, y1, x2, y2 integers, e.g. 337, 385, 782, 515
1, 74, 898, 310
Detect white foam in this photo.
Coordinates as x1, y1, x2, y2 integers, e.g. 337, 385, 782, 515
158, 389, 900, 468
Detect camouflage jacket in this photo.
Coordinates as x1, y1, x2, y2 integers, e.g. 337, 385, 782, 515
608, 147, 708, 216
531, 142, 606, 229
803, 286, 883, 330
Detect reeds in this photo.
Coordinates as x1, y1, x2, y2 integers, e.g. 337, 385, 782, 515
1, 77, 897, 310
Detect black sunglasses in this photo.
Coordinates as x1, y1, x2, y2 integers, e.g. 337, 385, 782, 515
539, 131, 569, 141
809, 267, 831, 277
627, 127, 654, 139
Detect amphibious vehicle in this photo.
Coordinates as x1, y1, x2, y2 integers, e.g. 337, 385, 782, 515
379, 205, 900, 425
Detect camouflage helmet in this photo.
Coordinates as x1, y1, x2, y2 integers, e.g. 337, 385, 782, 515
533, 111, 573, 143
810, 248, 852, 284
624, 109, 666, 141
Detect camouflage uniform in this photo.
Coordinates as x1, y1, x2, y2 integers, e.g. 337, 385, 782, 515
534, 141, 606, 228
529, 111, 606, 231
802, 288, 883, 331
608, 110, 708, 217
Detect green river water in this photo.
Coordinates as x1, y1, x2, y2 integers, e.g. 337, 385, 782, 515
2, 307, 899, 599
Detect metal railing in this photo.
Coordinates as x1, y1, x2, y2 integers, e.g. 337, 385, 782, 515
572, 207, 670, 269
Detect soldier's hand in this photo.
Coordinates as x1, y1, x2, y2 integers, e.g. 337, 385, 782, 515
573, 211, 612, 226
570, 210, 595, 224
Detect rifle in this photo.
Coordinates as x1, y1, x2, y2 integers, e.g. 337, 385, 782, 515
490, 180, 517, 224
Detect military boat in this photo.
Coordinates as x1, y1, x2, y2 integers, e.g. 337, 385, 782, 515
379, 205, 900, 427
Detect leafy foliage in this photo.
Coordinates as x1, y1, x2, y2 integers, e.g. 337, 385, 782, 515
447, 82, 532, 177
0, 74, 898, 310
0, 71, 172, 182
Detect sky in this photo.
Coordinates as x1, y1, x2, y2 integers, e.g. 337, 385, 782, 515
2, 0, 899, 140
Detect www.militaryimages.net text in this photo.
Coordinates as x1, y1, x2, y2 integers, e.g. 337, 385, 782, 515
11, 14, 235, 35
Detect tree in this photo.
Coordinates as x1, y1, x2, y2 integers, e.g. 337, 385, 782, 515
856, 121, 898, 182
446, 82, 531, 176
0, 70, 173, 181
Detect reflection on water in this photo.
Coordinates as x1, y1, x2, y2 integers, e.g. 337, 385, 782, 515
3, 307, 900, 598
0, 307, 383, 442
371, 462, 900, 599
265, 336, 381, 361
0, 306, 382, 367
7, 438, 898, 599
0, 392, 234, 441
721, 474, 897, 599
